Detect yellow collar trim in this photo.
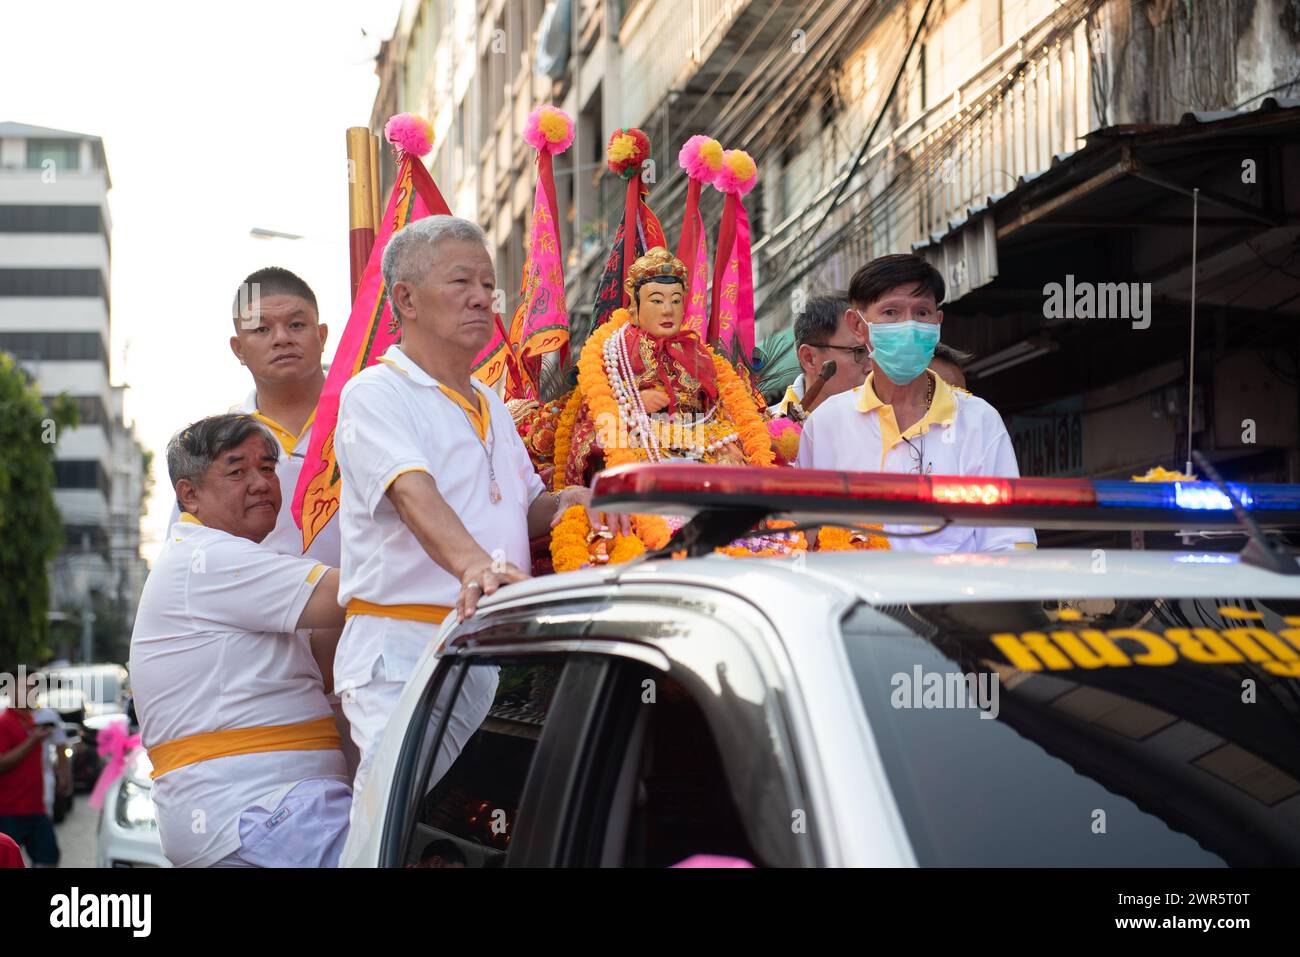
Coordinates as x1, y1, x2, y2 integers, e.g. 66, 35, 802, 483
772, 384, 801, 417
179, 512, 204, 525
436, 383, 490, 443
855, 370, 958, 467
250, 408, 315, 454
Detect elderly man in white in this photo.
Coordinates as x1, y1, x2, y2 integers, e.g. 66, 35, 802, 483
333, 215, 593, 795
130, 413, 351, 867
796, 253, 1036, 552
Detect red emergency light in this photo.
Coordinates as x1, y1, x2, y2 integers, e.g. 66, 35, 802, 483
589, 463, 1300, 533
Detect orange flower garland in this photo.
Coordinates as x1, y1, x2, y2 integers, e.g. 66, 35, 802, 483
551, 505, 592, 571
709, 352, 775, 467
576, 311, 637, 468
550, 388, 584, 491
633, 514, 672, 549
551, 504, 654, 571
816, 525, 891, 551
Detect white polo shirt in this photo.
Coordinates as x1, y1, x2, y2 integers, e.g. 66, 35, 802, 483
167, 391, 341, 565
796, 369, 1036, 552
333, 345, 544, 688
129, 517, 346, 868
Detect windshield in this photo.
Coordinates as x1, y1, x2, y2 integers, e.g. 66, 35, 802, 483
842, 596, 1300, 866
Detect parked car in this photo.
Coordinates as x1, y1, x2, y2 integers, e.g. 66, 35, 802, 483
95, 747, 169, 868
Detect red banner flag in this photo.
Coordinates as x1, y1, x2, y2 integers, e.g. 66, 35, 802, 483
291, 152, 457, 552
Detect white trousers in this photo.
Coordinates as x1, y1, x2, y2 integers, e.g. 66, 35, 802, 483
209, 777, 351, 868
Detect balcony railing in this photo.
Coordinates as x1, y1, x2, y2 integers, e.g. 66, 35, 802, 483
754, 3, 1097, 329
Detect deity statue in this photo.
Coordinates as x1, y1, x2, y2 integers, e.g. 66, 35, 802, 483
552, 247, 773, 490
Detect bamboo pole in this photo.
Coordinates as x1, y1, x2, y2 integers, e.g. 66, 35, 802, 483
346, 127, 376, 302
369, 132, 382, 230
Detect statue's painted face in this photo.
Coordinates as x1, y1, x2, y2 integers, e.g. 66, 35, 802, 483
630, 279, 686, 338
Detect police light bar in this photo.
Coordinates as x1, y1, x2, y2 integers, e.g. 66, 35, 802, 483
589, 463, 1300, 532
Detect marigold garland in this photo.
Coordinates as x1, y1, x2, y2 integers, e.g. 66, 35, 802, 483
709, 349, 775, 467
551, 388, 584, 491
633, 514, 672, 549
816, 525, 891, 551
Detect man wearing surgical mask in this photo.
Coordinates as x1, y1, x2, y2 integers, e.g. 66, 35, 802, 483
795, 254, 1035, 553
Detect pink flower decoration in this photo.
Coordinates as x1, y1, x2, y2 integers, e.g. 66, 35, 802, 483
713, 148, 758, 197
88, 717, 143, 811
524, 105, 575, 155
678, 134, 724, 181
384, 113, 435, 158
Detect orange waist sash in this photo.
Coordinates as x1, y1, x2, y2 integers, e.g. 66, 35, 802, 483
345, 599, 452, 624
148, 715, 341, 780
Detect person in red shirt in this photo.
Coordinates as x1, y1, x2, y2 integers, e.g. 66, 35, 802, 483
0, 669, 60, 866
0, 832, 23, 868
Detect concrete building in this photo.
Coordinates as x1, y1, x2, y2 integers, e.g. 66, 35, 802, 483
370, 1, 1300, 545
0, 121, 148, 660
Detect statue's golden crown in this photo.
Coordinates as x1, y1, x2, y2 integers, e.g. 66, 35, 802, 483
625, 246, 688, 296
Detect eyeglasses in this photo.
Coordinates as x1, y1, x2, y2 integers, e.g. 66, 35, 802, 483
901, 435, 929, 475
811, 343, 871, 366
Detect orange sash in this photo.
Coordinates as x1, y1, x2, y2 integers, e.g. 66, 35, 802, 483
344, 599, 452, 624
148, 715, 341, 780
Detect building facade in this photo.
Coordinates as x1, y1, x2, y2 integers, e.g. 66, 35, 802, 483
0, 121, 148, 660
372, 1, 1300, 539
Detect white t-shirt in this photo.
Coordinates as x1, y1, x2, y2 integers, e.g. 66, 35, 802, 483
796, 370, 1036, 552
128, 517, 346, 868
31, 707, 67, 815
333, 345, 545, 690
167, 390, 341, 565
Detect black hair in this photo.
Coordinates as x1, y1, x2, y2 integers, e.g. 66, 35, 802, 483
166, 413, 278, 509
420, 839, 468, 866
848, 253, 945, 309
231, 267, 318, 322
793, 295, 851, 347
933, 342, 975, 367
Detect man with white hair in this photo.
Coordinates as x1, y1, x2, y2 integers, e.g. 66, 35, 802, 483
333, 215, 593, 792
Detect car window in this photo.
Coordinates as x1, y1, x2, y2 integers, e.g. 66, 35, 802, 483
574, 662, 808, 869
406, 661, 563, 868
841, 596, 1300, 866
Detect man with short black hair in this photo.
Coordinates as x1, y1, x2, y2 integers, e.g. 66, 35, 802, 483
773, 294, 869, 416
131, 413, 352, 867
930, 342, 974, 390
796, 253, 1033, 552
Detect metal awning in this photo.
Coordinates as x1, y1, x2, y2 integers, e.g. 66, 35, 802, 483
915, 97, 1300, 315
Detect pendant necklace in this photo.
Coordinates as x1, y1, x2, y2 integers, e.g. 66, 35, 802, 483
455, 395, 501, 504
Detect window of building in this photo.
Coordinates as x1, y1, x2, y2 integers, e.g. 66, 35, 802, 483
0, 205, 105, 234
24, 139, 80, 172
0, 269, 107, 306
42, 394, 109, 427
0, 332, 107, 364
53, 460, 112, 496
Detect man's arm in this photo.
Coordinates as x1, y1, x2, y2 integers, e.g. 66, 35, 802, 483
387, 471, 529, 619
0, 727, 48, 775
295, 568, 346, 631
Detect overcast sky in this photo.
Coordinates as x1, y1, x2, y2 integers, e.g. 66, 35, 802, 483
2, 0, 406, 561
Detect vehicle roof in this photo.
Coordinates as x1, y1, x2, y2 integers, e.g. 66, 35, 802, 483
479, 548, 1300, 614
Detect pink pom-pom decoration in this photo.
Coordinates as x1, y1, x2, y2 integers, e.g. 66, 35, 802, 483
713, 148, 758, 197
384, 113, 435, 158
678, 134, 724, 181
524, 105, 575, 155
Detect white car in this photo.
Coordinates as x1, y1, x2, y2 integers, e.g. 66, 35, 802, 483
95, 746, 169, 868
342, 464, 1300, 867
